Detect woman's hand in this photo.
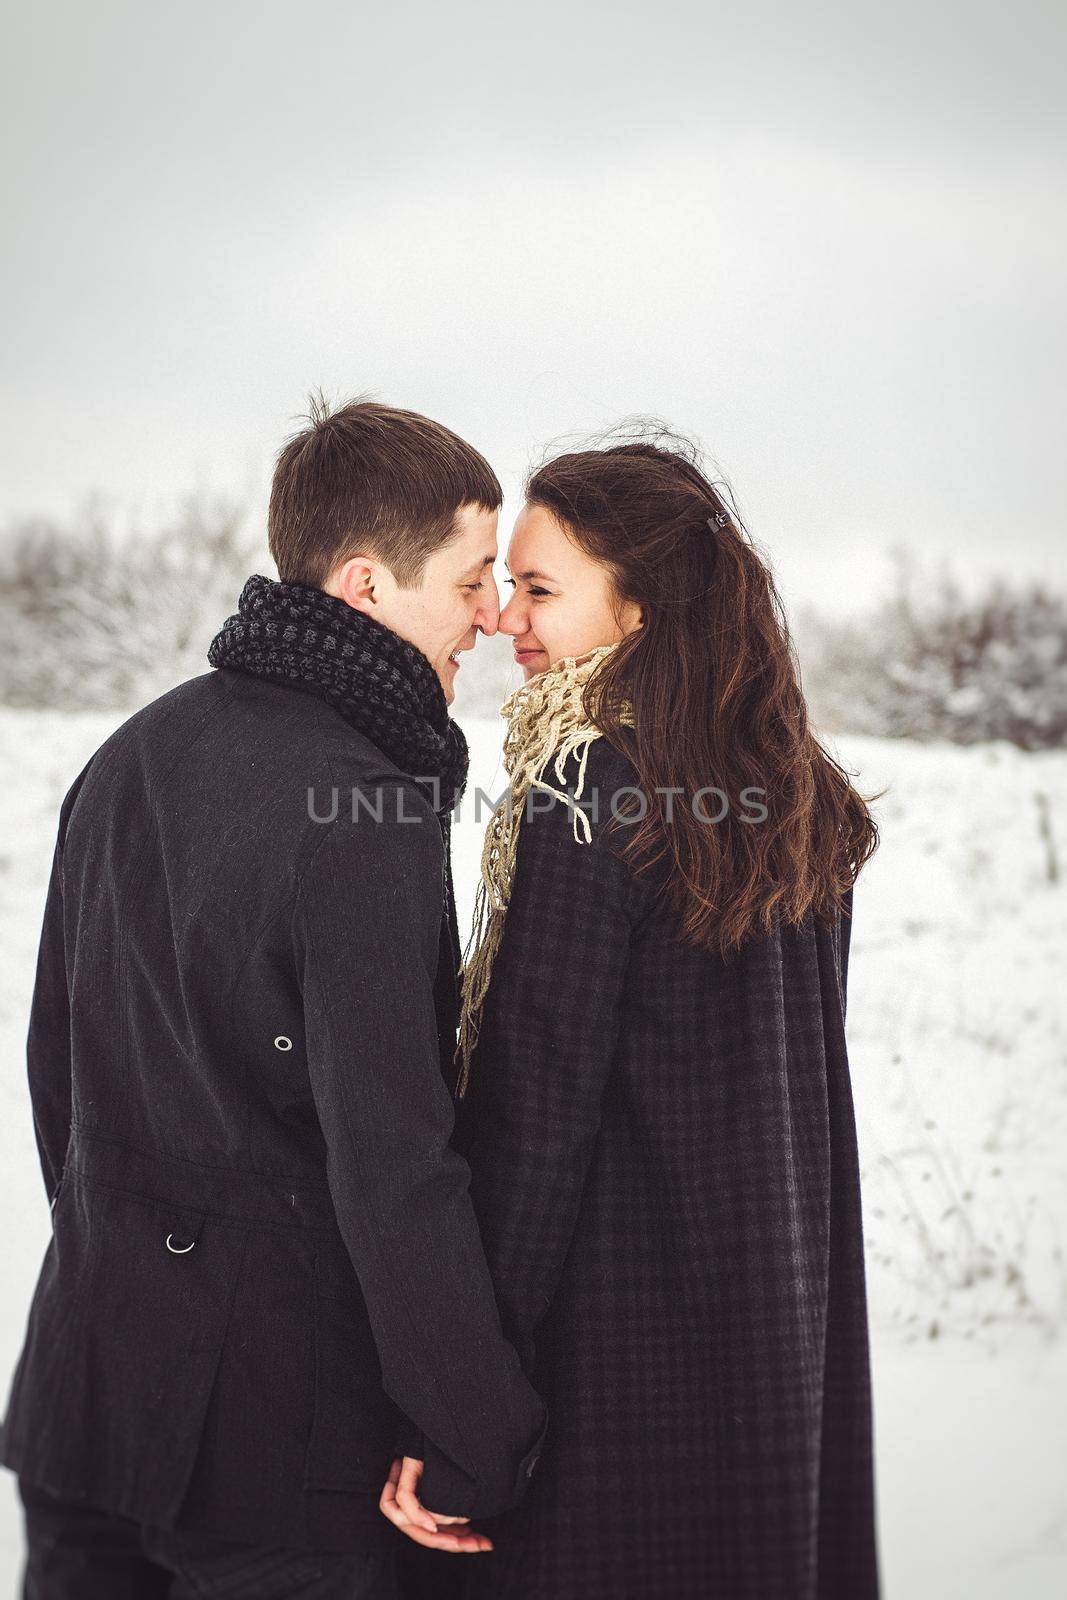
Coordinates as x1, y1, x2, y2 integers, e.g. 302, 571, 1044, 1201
378, 1457, 494, 1553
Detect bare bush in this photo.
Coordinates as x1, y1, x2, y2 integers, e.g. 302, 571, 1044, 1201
798, 546, 1067, 750
0, 498, 263, 710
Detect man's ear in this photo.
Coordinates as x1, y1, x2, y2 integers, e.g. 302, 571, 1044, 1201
329, 554, 388, 616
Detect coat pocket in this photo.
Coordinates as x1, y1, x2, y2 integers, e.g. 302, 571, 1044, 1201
301, 1246, 397, 1493
6, 1174, 246, 1525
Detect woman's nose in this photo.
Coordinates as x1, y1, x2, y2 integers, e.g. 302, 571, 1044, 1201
497, 596, 526, 637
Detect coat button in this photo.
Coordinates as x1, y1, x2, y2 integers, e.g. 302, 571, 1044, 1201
166, 1234, 196, 1254
274, 1036, 293, 1051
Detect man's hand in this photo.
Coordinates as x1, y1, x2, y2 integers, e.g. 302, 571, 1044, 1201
378, 1457, 494, 1553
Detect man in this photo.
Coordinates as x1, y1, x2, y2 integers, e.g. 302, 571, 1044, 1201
0, 398, 546, 1598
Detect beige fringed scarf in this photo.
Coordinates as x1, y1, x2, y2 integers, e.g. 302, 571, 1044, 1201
455, 641, 634, 1099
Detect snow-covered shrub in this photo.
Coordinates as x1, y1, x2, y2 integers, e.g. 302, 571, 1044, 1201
798, 548, 1067, 750
0, 498, 262, 710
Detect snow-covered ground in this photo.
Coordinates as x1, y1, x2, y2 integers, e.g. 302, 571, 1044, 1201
1, 701, 1065, 1596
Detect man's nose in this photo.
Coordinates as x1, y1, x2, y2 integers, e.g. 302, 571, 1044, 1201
474, 580, 500, 637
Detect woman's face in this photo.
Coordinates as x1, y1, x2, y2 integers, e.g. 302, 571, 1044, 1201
498, 504, 642, 680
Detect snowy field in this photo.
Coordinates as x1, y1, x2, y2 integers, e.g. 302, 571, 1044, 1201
1, 701, 1065, 1596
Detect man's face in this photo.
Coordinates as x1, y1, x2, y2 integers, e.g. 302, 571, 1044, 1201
326, 504, 500, 703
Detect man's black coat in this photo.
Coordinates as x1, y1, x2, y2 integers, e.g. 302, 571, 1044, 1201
0, 667, 546, 1554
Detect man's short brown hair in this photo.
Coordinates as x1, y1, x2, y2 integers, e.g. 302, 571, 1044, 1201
268, 394, 502, 589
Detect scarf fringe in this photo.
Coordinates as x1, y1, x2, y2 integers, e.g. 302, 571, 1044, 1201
455, 644, 630, 1099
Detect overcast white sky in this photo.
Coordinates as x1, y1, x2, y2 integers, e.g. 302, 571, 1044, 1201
1, 0, 1063, 614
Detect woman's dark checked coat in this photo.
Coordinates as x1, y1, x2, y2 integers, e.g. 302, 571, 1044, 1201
449, 738, 880, 1600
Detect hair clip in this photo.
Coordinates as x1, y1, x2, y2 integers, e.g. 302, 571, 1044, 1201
707, 512, 728, 531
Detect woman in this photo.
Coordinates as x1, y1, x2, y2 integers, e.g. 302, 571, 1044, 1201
449, 435, 881, 1599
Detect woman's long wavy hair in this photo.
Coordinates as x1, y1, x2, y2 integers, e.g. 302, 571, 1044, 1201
524, 427, 881, 953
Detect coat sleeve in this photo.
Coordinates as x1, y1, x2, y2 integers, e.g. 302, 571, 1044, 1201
291, 779, 547, 1519
25, 759, 96, 1208
455, 772, 639, 1366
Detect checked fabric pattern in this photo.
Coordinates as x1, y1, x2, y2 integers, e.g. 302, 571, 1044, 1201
452, 738, 880, 1600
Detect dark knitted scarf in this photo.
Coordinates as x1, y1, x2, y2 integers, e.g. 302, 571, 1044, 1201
207, 574, 469, 817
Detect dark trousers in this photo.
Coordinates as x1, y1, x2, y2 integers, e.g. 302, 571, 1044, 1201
18, 1478, 399, 1599
396, 1543, 466, 1600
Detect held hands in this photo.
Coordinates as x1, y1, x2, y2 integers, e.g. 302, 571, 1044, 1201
379, 1457, 493, 1554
